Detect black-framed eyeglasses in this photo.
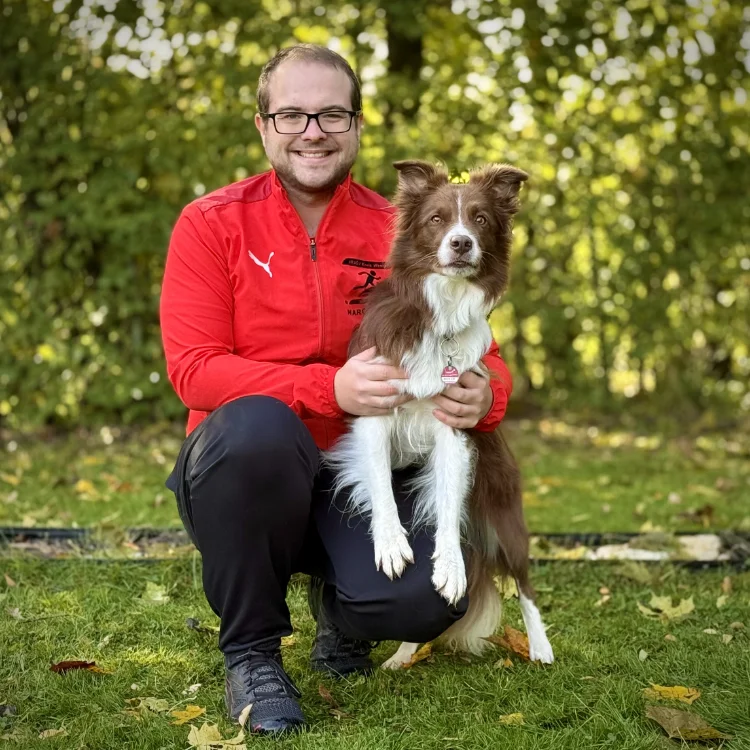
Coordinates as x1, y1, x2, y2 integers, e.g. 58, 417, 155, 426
260, 110, 362, 134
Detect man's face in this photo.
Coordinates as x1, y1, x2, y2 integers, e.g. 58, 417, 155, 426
255, 60, 362, 195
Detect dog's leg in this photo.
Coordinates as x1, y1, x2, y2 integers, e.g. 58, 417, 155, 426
381, 641, 420, 670
519, 590, 554, 664
426, 424, 472, 605
359, 416, 414, 579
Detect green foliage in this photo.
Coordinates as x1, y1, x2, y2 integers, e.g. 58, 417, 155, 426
1, 0, 748, 428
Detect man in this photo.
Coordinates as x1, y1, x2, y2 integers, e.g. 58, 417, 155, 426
160, 44, 513, 735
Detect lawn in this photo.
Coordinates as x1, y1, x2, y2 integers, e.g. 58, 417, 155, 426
1, 420, 749, 748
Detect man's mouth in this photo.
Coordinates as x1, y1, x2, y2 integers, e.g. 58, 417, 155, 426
293, 150, 334, 161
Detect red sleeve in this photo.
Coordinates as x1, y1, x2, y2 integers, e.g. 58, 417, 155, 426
473, 338, 513, 432
159, 205, 344, 419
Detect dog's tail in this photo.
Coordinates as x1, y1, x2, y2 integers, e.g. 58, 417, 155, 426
437, 553, 501, 655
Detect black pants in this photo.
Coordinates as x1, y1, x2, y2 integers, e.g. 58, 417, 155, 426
166, 395, 467, 655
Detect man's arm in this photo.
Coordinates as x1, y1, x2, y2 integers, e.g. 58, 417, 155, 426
160, 205, 343, 420
473, 339, 513, 431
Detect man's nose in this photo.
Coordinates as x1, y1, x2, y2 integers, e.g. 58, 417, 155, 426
301, 116, 327, 139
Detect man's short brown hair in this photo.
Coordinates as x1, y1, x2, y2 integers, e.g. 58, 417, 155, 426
256, 44, 362, 114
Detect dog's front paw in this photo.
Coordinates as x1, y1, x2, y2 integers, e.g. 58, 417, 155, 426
431, 551, 467, 605
373, 527, 414, 580
529, 635, 555, 664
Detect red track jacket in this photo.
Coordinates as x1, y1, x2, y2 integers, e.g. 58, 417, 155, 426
160, 170, 513, 449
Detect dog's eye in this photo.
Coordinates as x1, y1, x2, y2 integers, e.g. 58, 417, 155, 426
430, 215, 442, 224
475, 215, 488, 225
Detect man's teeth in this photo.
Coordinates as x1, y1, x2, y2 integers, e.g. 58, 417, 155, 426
297, 152, 330, 159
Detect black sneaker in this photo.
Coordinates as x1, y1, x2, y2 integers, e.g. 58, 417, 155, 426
308, 576, 375, 677
224, 650, 305, 734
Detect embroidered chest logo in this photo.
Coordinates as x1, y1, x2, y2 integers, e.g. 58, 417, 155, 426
248, 250, 274, 278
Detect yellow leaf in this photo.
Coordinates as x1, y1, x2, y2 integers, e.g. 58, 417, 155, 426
0, 473, 20, 487
404, 643, 433, 668
646, 706, 732, 741
499, 713, 525, 725
716, 594, 728, 609
39, 728, 68, 739
494, 657, 514, 668
638, 595, 694, 623
485, 626, 530, 660
188, 722, 223, 747
170, 704, 205, 725
140, 582, 170, 604
643, 684, 701, 705
74, 479, 97, 496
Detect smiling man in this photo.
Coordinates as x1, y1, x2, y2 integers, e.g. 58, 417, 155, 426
160, 44, 513, 735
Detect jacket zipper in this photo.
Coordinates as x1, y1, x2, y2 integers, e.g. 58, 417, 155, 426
310, 237, 325, 358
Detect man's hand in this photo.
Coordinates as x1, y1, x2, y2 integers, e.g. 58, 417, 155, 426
334, 347, 412, 416
432, 370, 493, 429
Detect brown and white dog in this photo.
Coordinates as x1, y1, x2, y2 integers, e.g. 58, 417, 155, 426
325, 160, 554, 667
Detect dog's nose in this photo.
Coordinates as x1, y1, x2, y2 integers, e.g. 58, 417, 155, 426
449, 235, 473, 255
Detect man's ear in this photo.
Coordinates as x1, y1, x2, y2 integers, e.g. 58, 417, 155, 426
471, 163, 529, 204
254, 113, 267, 144
393, 160, 446, 192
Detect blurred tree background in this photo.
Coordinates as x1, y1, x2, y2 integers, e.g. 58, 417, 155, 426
1, 0, 748, 431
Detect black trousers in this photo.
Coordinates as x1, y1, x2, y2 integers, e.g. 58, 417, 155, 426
166, 395, 467, 655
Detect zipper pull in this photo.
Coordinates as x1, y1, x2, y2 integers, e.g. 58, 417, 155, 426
310, 238, 317, 261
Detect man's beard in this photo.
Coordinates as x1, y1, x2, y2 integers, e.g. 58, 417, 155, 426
274, 155, 355, 196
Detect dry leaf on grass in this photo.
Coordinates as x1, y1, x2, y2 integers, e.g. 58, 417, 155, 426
123, 697, 170, 718
722, 634, 733, 645
404, 643, 433, 668
637, 595, 694, 624
638, 649, 649, 661
170, 704, 206, 725
716, 595, 728, 609
646, 706, 732, 741
643, 684, 701, 705
39, 728, 67, 739
3, 574, 16, 588
494, 657, 514, 669
0, 473, 21, 487
318, 685, 352, 720
485, 626, 530, 661
499, 713, 525, 725
183, 683, 201, 696
140, 582, 170, 604
187, 722, 246, 749
721, 576, 732, 595
50, 660, 111, 675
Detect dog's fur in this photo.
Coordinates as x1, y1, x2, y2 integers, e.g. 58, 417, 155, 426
325, 160, 554, 667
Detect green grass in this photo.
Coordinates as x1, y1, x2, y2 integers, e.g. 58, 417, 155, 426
1, 558, 748, 749
2, 420, 749, 533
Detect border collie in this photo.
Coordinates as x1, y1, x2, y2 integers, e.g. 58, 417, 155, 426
325, 160, 554, 667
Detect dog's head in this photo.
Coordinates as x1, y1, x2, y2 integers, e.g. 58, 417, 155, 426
390, 160, 528, 297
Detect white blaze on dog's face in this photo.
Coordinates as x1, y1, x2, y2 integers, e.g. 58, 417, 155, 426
390, 161, 529, 295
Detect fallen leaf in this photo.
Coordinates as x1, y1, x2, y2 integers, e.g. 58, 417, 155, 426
0, 473, 20, 487
643, 684, 701, 705
646, 706, 732, 741
183, 683, 201, 695
187, 722, 246, 749
123, 696, 171, 718
721, 576, 732, 595
170, 704, 206, 725
39, 728, 68, 739
498, 577, 518, 600
318, 685, 338, 708
50, 660, 110, 675
140, 582, 170, 604
404, 642, 433, 668
677, 504, 714, 527
616, 561, 654, 585
97, 634, 112, 650
599, 586, 610, 595
638, 595, 694, 624
722, 634, 733, 645
186, 617, 220, 634
237, 704, 252, 728
0, 705, 17, 717
729, 622, 745, 630
703, 628, 718, 635
638, 649, 649, 661
667, 492, 682, 505
485, 626, 530, 661
594, 594, 611, 607
664, 634, 677, 642
3, 574, 16, 588
7, 608, 22, 620
716, 595, 728, 609
499, 713, 525, 725
74, 479, 97, 497
494, 657, 514, 668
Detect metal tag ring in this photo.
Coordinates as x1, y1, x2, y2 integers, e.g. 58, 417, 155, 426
439, 336, 460, 358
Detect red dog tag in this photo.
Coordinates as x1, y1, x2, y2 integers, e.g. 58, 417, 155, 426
441, 365, 459, 384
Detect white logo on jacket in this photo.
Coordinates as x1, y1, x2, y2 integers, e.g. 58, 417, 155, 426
248, 250, 274, 278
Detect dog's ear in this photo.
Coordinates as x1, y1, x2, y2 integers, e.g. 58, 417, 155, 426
471, 164, 529, 207
393, 160, 445, 192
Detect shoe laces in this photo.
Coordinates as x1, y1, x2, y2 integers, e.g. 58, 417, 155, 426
234, 652, 301, 702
